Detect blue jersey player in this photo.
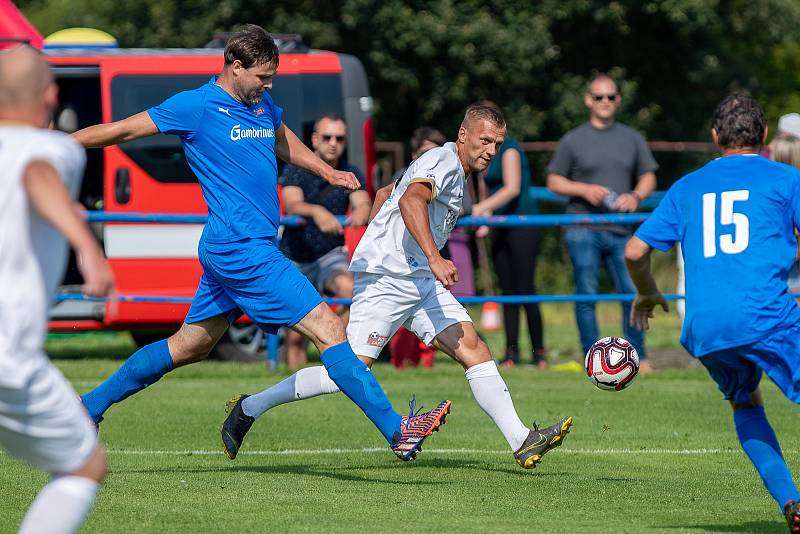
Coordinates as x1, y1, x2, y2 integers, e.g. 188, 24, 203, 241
625, 94, 800, 532
74, 25, 450, 461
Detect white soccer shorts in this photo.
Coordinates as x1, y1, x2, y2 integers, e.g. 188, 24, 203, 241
0, 353, 98, 473
347, 272, 472, 358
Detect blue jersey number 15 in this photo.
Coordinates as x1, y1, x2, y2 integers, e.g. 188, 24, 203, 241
702, 190, 750, 258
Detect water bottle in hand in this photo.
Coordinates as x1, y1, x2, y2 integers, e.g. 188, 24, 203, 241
602, 190, 619, 211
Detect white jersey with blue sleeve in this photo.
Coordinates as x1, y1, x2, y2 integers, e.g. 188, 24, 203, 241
635, 154, 800, 356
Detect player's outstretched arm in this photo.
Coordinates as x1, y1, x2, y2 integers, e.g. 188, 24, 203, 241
23, 160, 115, 297
398, 182, 458, 287
73, 111, 159, 148
275, 124, 359, 191
624, 236, 668, 330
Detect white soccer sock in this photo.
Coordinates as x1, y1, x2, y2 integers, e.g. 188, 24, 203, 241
18, 475, 99, 534
242, 366, 340, 418
465, 360, 530, 451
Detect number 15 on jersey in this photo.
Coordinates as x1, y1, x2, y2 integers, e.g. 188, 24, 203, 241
703, 190, 750, 258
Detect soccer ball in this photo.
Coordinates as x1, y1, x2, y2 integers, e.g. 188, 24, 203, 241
584, 336, 640, 391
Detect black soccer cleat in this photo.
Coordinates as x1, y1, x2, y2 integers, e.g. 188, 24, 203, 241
785, 500, 800, 532
221, 394, 255, 460
513, 416, 573, 469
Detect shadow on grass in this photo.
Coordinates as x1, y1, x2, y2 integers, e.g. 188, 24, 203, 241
395, 456, 567, 477
111, 463, 446, 485
662, 521, 784, 533
112, 456, 567, 480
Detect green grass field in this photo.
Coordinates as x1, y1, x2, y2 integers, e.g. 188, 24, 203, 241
2, 352, 798, 533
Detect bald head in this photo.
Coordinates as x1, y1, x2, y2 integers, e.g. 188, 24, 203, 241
0, 45, 55, 125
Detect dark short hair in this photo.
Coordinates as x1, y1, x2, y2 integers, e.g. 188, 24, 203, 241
462, 103, 506, 130
711, 93, 767, 149
410, 127, 446, 152
313, 113, 346, 131
224, 24, 279, 69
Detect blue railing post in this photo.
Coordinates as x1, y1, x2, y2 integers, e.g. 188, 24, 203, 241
267, 333, 280, 370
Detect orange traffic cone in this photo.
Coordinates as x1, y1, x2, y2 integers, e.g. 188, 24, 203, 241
480, 301, 501, 331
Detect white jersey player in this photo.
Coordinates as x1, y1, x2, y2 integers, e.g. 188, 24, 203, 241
223, 104, 573, 469
0, 45, 114, 534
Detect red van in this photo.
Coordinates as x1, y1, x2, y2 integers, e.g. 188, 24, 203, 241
45, 38, 376, 360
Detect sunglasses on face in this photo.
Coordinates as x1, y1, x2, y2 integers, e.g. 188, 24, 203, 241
320, 134, 346, 143
591, 93, 619, 102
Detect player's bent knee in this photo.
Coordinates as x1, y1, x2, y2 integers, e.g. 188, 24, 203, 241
69, 445, 107, 483
460, 339, 492, 367
169, 320, 226, 365
294, 302, 347, 351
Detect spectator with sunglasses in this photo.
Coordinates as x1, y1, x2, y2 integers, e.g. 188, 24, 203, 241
546, 73, 658, 372
280, 114, 371, 368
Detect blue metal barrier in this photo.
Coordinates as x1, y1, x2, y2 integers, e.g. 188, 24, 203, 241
57, 291, 689, 369
528, 186, 664, 209
56, 292, 688, 306
73, 208, 664, 368
86, 211, 651, 227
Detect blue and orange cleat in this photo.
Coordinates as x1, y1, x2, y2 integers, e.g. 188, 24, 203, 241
390, 397, 451, 461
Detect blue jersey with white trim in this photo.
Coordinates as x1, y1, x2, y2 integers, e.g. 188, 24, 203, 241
636, 154, 800, 356
148, 77, 283, 244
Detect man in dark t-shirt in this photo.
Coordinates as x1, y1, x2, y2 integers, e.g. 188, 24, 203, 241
546, 73, 658, 372
279, 114, 371, 367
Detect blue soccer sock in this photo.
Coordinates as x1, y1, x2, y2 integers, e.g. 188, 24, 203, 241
81, 339, 174, 423
734, 406, 800, 510
320, 342, 402, 444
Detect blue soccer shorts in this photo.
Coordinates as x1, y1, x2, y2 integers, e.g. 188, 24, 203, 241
185, 236, 322, 333
699, 323, 800, 405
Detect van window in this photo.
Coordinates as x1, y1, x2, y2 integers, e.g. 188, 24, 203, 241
111, 75, 207, 183
111, 73, 344, 183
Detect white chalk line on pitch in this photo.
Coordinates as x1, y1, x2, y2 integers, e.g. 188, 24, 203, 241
102, 447, 764, 456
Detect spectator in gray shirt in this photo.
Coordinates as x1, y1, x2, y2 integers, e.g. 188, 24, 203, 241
547, 73, 657, 373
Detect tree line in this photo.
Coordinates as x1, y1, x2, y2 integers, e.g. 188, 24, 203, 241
21, 0, 800, 184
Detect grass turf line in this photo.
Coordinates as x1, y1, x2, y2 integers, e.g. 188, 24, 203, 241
1, 360, 796, 533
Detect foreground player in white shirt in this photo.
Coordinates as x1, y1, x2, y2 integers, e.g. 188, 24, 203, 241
0, 45, 115, 533
223, 104, 572, 468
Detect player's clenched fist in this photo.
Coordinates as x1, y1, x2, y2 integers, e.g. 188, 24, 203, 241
77, 245, 116, 298
325, 169, 360, 191
429, 255, 459, 288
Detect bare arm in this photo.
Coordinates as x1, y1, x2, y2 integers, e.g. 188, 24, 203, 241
275, 124, 359, 191
472, 148, 522, 215
72, 112, 159, 148
633, 172, 657, 200
368, 183, 393, 223
615, 171, 658, 212
398, 182, 458, 287
347, 190, 372, 227
23, 161, 115, 297
547, 172, 609, 206
624, 236, 668, 330
281, 185, 342, 234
